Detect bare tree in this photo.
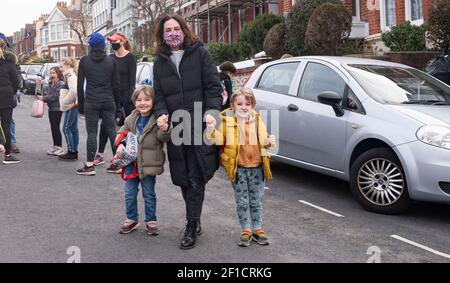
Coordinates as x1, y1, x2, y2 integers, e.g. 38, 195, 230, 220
67, 4, 92, 56
135, 0, 175, 50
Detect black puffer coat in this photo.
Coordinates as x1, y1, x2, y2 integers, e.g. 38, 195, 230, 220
0, 51, 19, 109
153, 41, 222, 187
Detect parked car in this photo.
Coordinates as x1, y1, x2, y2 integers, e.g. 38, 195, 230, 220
135, 62, 153, 87
35, 63, 59, 95
22, 64, 42, 94
245, 56, 450, 214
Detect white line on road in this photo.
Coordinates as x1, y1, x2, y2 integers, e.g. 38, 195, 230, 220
391, 235, 450, 260
298, 200, 345, 218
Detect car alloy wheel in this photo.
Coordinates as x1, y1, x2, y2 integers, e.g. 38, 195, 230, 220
357, 158, 405, 206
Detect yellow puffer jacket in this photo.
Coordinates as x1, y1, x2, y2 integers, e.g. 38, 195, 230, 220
207, 109, 274, 182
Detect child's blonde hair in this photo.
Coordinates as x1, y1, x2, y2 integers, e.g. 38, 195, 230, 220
131, 85, 155, 104
60, 57, 78, 75
230, 87, 256, 108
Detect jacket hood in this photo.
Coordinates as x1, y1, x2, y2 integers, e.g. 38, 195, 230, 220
0, 50, 17, 64
89, 48, 106, 62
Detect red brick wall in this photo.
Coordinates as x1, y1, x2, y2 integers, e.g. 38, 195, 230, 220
283, 0, 293, 13
396, 0, 406, 24
423, 0, 432, 22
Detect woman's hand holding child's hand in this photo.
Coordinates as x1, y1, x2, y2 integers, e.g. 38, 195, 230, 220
205, 114, 216, 133
268, 134, 276, 146
157, 115, 170, 132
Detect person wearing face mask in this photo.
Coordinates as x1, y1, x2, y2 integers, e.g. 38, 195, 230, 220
37, 67, 64, 156
153, 15, 223, 250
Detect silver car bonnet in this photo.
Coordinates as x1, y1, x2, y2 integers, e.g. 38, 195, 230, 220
388, 105, 450, 127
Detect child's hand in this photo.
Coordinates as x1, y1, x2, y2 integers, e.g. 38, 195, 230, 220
0, 145, 5, 153
157, 114, 169, 130
115, 144, 125, 158
205, 114, 216, 131
268, 134, 276, 146
160, 122, 169, 132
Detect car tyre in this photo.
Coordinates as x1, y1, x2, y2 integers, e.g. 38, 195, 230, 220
350, 147, 411, 214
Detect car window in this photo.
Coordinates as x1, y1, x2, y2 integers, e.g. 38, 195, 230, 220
256, 62, 299, 95
298, 62, 346, 102
139, 65, 153, 85
28, 66, 41, 75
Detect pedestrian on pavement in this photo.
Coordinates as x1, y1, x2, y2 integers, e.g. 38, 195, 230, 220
93, 33, 137, 171
153, 14, 223, 249
206, 87, 276, 247
58, 57, 79, 161
37, 66, 64, 156
76, 32, 121, 176
0, 38, 20, 164
115, 86, 172, 235
219, 61, 236, 111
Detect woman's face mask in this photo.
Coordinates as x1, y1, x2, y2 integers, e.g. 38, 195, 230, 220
112, 42, 121, 51
163, 30, 184, 49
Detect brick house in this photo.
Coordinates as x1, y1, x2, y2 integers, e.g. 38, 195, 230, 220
38, 1, 91, 61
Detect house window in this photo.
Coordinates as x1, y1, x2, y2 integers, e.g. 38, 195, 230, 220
63, 24, 70, 39
410, 0, 423, 21
60, 47, 68, 59
71, 47, 76, 57
385, 0, 396, 27
352, 0, 360, 21
50, 24, 56, 41
51, 49, 59, 62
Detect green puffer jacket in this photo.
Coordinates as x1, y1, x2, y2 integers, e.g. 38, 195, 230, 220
117, 110, 172, 179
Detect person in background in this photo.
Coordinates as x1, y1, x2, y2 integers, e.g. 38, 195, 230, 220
0, 38, 20, 164
37, 66, 64, 156
76, 33, 120, 176
92, 33, 136, 173
218, 61, 236, 111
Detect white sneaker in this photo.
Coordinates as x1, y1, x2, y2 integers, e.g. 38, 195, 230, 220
53, 147, 64, 156
46, 146, 58, 155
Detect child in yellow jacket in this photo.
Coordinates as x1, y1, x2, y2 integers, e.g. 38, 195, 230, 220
206, 87, 276, 247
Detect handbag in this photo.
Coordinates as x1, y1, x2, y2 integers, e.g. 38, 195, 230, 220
31, 99, 44, 118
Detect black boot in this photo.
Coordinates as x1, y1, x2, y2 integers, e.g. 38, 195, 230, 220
180, 220, 198, 250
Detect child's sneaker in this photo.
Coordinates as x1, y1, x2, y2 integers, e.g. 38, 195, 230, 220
120, 219, 139, 234
3, 154, 21, 164
238, 230, 253, 247
76, 164, 96, 176
146, 221, 159, 236
93, 154, 105, 166
252, 229, 270, 245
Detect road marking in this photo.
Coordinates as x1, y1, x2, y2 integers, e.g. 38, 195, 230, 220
298, 200, 345, 218
391, 235, 450, 260
264, 186, 270, 190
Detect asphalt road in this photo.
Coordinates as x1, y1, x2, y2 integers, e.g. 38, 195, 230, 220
1, 95, 449, 263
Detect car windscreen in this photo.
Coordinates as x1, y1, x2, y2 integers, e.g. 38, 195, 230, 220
346, 64, 450, 105
28, 66, 42, 75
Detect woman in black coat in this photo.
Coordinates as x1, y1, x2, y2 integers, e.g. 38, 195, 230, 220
153, 15, 222, 249
0, 39, 20, 164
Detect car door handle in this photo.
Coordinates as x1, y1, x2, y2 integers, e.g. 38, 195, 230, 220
287, 104, 299, 112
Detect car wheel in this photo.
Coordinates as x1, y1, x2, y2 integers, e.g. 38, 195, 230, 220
350, 148, 411, 214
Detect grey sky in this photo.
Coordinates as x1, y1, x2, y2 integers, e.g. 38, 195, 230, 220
1, 0, 60, 36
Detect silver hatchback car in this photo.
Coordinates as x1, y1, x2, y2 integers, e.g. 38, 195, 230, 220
246, 56, 450, 214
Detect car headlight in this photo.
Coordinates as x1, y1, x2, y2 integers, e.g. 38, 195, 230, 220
416, 125, 450, 150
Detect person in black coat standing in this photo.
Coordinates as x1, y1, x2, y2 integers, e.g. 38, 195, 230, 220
76, 33, 121, 176
153, 15, 222, 249
0, 39, 20, 164
218, 61, 236, 111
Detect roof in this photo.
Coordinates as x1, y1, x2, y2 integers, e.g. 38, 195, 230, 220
278, 56, 412, 69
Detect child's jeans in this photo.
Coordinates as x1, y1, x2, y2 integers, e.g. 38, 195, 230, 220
124, 167, 157, 222
232, 166, 265, 230
63, 108, 79, 152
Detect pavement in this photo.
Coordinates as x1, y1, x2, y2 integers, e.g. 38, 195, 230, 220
0, 95, 450, 263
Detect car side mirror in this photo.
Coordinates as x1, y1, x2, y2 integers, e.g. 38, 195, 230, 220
318, 91, 344, 117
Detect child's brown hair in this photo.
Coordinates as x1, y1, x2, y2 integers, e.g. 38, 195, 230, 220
230, 87, 256, 108
131, 85, 155, 104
